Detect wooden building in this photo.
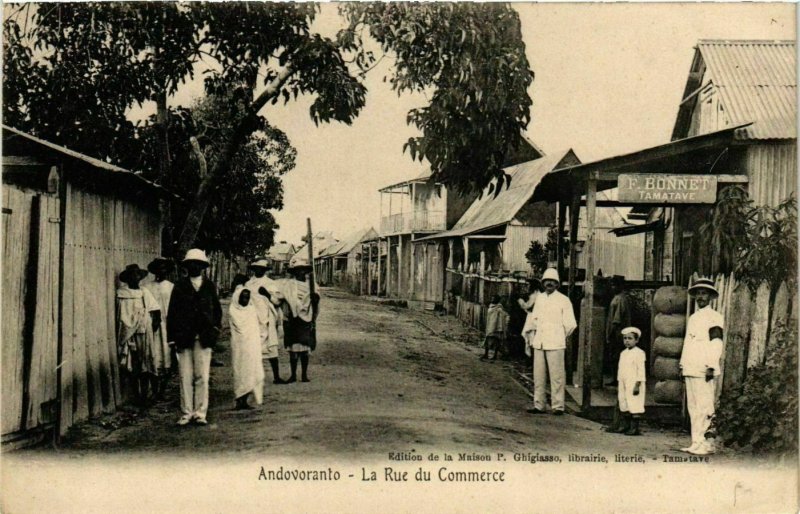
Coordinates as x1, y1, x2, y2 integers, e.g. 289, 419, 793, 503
524, 40, 796, 415
639, 39, 797, 284
266, 241, 296, 276
321, 227, 377, 293
414, 150, 645, 316
2, 126, 174, 444
376, 135, 544, 304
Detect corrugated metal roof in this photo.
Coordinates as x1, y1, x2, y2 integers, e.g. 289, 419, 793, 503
698, 40, 796, 140
332, 226, 378, 256
266, 242, 296, 260
2, 125, 179, 198
417, 149, 580, 240
378, 170, 433, 192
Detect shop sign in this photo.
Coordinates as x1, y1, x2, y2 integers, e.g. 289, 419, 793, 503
618, 174, 717, 203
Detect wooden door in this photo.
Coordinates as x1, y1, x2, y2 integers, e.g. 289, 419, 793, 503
1, 186, 61, 436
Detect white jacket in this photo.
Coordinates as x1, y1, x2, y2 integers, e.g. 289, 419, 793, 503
529, 290, 577, 350
680, 306, 724, 378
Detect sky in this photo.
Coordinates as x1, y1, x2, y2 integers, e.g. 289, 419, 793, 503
158, 3, 795, 247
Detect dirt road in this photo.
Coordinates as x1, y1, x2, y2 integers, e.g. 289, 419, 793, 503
39, 287, 710, 460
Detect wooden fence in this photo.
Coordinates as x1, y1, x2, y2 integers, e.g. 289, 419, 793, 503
704, 274, 797, 398
208, 252, 248, 296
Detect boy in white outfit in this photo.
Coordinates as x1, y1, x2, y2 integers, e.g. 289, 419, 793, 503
613, 326, 646, 436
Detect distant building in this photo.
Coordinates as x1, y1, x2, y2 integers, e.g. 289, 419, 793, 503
266, 241, 297, 275
375, 135, 545, 302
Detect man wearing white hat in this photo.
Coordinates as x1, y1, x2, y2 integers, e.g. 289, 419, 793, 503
680, 277, 724, 455
527, 268, 577, 415
167, 249, 222, 426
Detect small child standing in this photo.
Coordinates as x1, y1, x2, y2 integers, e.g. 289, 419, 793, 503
614, 326, 646, 435
481, 295, 508, 361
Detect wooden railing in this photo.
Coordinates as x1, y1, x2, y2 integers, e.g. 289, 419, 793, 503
380, 210, 445, 234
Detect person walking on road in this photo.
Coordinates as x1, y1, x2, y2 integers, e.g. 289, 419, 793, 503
246, 258, 286, 384
282, 255, 320, 383
167, 249, 222, 426
229, 286, 265, 410
526, 268, 576, 415
680, 277, 724, 455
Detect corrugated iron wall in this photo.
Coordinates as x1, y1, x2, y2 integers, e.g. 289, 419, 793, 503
746, 142, 797, 207
60, 181, 162, 434
503, 225, 549, 271
575, 231, 646, 280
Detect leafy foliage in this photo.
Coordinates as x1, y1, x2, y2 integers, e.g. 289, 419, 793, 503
340, 3, 534, 196
525, 241, 547, 277
136, 93, 296, 257
700, 187, 797, 292
5, 3, 536, 253
716, 320, 798, 455
524, 225, 559, 276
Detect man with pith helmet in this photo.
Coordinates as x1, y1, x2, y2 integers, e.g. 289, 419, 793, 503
167, 248, 222, 426
526, 268, 577, 416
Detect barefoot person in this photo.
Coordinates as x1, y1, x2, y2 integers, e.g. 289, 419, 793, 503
116, 264, 161, 408
167, 249, 222, 426
527, 268, 576, 415
229, 286, 265, 410
282, 255, 320, 383
246, 258, 286, 384
680, 277, 724, 455
142, 257, 176, 398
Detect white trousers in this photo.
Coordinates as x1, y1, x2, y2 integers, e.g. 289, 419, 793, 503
685, 377, 716, 444
533, 348, 565, 411
177, 340, 212, 420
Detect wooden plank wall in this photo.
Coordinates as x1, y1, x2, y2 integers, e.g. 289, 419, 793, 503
25, 194, 60, 429
1, 185, 33, 435
60, 182, 161, 434
1, 184, 61, 437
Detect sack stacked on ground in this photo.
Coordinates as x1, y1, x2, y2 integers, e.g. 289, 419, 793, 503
651, 286, 687, 404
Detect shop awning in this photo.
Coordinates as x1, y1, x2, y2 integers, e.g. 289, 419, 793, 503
531, 123, 752, 204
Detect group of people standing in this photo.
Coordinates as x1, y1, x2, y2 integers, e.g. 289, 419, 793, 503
115, 248, 319, 427
512, 268, 724, 454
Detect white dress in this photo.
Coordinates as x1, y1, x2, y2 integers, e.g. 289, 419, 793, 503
617, 346, 646, 414
116, 285, 160, 375
141, 278, 174, 373
246, 276, 284, 356
229, 287, 265, 403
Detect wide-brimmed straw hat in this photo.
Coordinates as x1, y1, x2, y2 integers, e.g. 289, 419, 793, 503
688, 277, 718, 297
288, 254, 312, 270
147, 257, 175, 274
182, 248, 210, 267
119, 264, 149, 283
249, 258, 270, 269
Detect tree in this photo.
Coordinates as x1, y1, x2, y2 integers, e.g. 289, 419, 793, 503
136, 92, 296, 258
4, 3, 534, 254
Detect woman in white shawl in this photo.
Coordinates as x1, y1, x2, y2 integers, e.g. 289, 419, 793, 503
229, 286, 265, 410
517, 278, 541, 357
282, 256, 319, 383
